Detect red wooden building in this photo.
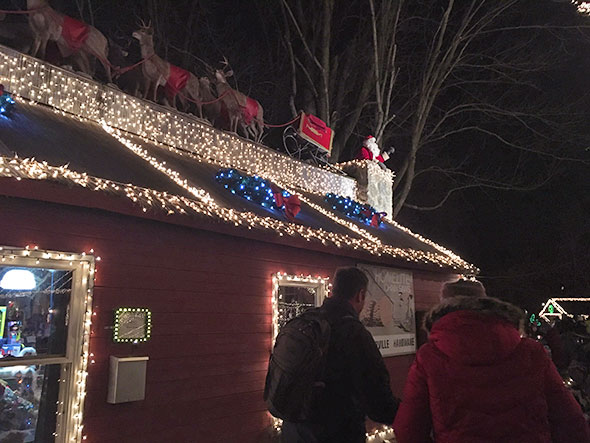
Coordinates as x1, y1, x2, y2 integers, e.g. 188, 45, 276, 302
0, 46, 476, 442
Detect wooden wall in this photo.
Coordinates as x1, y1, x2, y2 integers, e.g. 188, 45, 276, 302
0, 195, 454, 442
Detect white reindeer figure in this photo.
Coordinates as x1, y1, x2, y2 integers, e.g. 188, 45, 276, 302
26, 0, 112, 82
132, 24, 201, 115
213, 58, 264, 143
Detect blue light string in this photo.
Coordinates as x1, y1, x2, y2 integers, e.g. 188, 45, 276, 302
0, 92, 15, 116
325, 192, 381, 226
215, 168, 290, 210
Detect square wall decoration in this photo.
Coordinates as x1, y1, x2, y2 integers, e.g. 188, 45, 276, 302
113, 307, 152, 343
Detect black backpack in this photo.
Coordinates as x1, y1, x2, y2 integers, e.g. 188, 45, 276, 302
263, 307, 331, 422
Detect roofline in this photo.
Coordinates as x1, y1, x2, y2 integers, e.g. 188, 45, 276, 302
0, 177, 465, 275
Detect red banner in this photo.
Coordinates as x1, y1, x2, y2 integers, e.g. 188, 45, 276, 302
299, 113, 333, 155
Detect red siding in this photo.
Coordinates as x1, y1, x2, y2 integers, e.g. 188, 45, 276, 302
0, 195, 454, 442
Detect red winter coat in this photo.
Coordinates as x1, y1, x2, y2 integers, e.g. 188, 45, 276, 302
393, 296, 590, 443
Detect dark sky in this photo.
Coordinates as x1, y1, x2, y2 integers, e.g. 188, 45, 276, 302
2, 0, 589, 313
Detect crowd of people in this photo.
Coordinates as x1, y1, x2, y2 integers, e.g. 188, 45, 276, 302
531, 314, 590, 417
265, 269, 590, 443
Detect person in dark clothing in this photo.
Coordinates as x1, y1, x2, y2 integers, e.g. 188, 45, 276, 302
282, 267, 400, 443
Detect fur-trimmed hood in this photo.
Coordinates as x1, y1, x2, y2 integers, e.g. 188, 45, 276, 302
424, 296, 524, 332
423, 296, 525, 365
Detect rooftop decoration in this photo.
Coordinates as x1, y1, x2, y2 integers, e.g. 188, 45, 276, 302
216, 168, 301, 220
0, 45, 478, 274
0, 47, 356, 199
0, 84, 15, 116
0, 154, 477, 273
325, 193, 385, 227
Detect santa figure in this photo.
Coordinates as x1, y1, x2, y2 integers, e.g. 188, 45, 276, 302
356, 135, 394, 169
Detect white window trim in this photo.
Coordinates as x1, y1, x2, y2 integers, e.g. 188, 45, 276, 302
0, 246, 94, 443
271, 272, 329, 346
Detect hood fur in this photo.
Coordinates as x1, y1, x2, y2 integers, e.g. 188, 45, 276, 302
424, 296, 524, 332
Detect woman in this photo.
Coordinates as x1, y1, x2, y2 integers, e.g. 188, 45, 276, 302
393, 279, 589, 443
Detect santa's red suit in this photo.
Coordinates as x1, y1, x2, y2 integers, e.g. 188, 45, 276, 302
356, 135, 390, 163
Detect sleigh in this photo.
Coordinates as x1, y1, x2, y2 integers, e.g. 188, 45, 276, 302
282, 113, 339, 172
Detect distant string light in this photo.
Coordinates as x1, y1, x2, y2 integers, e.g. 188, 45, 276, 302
539, 298, 590, 322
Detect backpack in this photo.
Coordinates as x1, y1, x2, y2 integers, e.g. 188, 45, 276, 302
263, 307, 331, 422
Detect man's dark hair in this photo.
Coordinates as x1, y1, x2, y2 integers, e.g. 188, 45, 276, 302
332, 267, 369, 300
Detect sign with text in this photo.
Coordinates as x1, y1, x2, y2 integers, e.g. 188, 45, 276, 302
358, 265, 416, 356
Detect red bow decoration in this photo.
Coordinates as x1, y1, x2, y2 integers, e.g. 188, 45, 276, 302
361, 207, 386, 227
272, 185, 301, 221
371, 212, 387, 227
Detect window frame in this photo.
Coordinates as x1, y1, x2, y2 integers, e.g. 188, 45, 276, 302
271, 272, 329, 345
0, 246, 94, 443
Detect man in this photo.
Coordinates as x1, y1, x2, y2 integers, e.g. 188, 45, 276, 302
282, 267, 400, 443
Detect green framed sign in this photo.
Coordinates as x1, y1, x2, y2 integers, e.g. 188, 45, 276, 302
113, 307, 152, 343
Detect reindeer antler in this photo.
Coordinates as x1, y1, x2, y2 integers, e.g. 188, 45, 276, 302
220, 56, 230, 69
137, 17, 153, 30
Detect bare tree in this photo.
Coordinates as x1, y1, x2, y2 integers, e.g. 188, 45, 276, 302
277, 0, 403, 160
271, 0, 590, 217
390, 0, 590, 216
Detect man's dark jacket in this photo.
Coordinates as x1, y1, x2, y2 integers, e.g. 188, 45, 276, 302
282, 297, 399, 443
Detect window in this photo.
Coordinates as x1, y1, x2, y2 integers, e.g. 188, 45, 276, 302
0, 247, 94, 443
271, 273, 329, 344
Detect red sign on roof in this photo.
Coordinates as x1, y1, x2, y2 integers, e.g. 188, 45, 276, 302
299, 113, 334, 156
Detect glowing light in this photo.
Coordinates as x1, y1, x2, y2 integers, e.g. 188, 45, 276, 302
0, 45, 478, 275
0, 245, 95, 443
539, 297, 590, 322
0, 269, 36, 290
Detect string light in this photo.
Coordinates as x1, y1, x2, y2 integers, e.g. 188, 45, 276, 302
0, 245, 95, 443
325, 192, 385, 226
338, 159, 395, 215
0, 46, 356, 199
0, 151, 475, 272
539, 298, 590, 322
271, 272, 330, 345
338, 159, 395, 182
0, 45, 476, 272
270, 272, 331, 433
113, 307, 152, 343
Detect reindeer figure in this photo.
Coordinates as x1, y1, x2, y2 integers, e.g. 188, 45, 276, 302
199, 76, 221, 126
26, 0, 112, 82
132, 24, 201, 115
213, 59, 264, 143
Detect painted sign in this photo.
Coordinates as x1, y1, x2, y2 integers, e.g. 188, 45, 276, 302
357, 265, 416, 356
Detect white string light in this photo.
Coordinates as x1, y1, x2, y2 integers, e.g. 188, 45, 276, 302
0, 43, 476, 272
539, 298, 590, 322
0, 45, 356, 199
0, 245, 95, 443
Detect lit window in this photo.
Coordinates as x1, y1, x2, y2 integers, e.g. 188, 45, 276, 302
0, 249, 93, 442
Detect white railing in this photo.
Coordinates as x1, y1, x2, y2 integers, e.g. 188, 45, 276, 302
0, 44, 356, 198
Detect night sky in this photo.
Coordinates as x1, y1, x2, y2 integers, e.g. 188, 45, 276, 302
1, 0, 589, 313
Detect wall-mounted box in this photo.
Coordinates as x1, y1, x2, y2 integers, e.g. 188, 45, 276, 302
107, 356, 149, 404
